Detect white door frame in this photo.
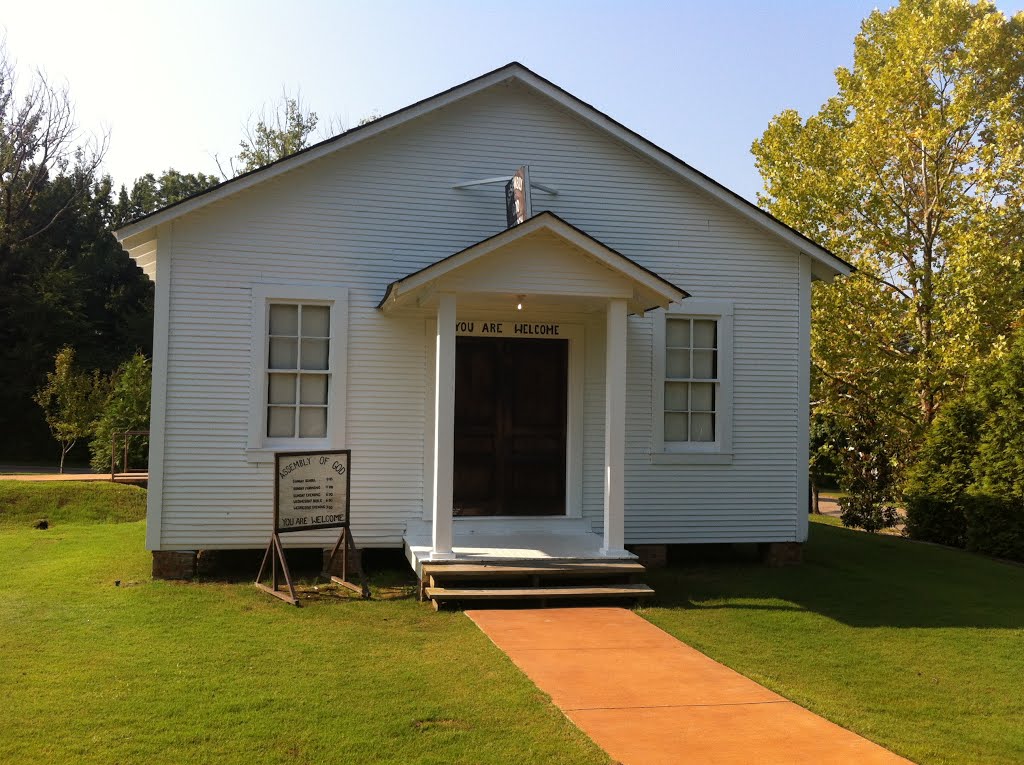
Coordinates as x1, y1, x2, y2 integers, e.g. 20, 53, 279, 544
422, 318, 585, 522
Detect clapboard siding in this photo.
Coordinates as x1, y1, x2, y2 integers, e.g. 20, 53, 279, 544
154, 81, 804, 549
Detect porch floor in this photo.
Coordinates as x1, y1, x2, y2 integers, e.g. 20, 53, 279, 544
403, 523, 636, 578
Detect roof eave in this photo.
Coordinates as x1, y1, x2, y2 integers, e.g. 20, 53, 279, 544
377, 211, 687, 313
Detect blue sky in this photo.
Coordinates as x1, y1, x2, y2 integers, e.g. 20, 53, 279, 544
5, 0, 1023, 202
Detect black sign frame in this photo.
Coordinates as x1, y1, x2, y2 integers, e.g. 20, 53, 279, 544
273, 449, 351, 534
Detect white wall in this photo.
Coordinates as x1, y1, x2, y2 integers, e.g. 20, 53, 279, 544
154, 81, 803, 550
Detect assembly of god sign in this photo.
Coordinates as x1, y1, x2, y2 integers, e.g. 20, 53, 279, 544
274, 450, 350, 533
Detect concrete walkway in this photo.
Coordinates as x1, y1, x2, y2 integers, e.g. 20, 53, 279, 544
467, 607, 911, 765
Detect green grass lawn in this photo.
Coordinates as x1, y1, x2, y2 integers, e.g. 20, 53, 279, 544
642, 516, 1024, 765
4, 484, 1022, 764
0, 482, 609, 765
0, 480, 149, 526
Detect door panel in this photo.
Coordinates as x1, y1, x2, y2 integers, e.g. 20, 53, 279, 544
453, 337, 567, 516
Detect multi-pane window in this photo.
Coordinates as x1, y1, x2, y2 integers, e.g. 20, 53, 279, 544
266, 303, 330, 439
664, 317, 717, 443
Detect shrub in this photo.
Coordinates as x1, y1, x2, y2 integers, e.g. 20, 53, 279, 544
903, 494, 967, 548
33, 347, 109, 472
964, 494, 1024, 563
840, 492, 900, 533
834, 408, 902, 533
972, 334, 1024, 500
90, 353, 152, 473
903, 398, 982, 502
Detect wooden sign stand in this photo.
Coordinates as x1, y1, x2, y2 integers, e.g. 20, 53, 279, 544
255, 532, 300, 606
256, 450, 367, 606
322, 526, 370, 599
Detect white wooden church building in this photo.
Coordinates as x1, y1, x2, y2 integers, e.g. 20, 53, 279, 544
116, 63, 851, 577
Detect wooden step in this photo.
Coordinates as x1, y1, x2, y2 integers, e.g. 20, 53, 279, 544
426, 583, 655, 607
422, 561, 646, 580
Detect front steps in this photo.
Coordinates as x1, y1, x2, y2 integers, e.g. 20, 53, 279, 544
420, 560, 654, 610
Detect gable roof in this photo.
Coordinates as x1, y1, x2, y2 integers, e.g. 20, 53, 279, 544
114, 62, 853, 279
378, 211, 689, 315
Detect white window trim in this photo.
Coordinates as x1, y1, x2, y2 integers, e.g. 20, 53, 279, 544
246, 285, 348, 462
651, 299, 733, 464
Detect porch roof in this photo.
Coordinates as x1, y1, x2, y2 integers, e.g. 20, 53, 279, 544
377, 211, 689, 315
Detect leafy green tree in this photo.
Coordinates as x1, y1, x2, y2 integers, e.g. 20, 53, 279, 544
0, 38, 155, 460
90, 353, 152, 473
902, 331, 1024, 552
754, 0, 1024, 424
753, 0, 1024, 525
33, 347, 108, 472
219, 90, 320, 176
971, 332, 1024, 500
0, 171, 155, 460
902, 396, 981, 546
904, 397, 983, 502
113, 169, 219, 226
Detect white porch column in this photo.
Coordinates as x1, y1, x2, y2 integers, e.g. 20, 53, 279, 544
602, 298, 628, 556
431, 293, 457, 559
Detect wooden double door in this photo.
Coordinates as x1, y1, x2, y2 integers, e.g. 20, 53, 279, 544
453, 337, 568, 516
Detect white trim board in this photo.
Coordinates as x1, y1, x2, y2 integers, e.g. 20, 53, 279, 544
145, 226, 171, 550
378, 211, 687, 316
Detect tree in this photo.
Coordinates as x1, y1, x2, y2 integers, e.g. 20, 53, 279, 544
0, 40, 107, 257
752, 0, 1024, 517
808, 411, 846, 513
113, 168, 219, 227
972, 331, 1024, 500
90, 353, 152, 474
33, 347, 107, 472
218, 89, 320, 177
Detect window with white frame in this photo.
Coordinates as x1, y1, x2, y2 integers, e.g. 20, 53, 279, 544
247, 286, 348, 459
266, 303, 331, 439
664, 316, 718, 442
653, 301, 733, 460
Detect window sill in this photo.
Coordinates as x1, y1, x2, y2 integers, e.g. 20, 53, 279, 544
245, 445, 332, 464
650, 451, 733, 465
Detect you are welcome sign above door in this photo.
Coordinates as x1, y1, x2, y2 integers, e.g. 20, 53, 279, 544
455, 320, 564, 338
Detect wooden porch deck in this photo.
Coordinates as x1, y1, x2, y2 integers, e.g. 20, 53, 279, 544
404, 522, 651, 609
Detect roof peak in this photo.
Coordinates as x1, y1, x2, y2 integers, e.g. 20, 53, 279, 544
114, 62, 850, 279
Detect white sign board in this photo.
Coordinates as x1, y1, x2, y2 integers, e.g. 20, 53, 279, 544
274, 450, 350, 533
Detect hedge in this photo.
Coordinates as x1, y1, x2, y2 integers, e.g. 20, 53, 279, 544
905, 492, 1024, 563
903, 494, 967, 549
964, 495, 1024, 563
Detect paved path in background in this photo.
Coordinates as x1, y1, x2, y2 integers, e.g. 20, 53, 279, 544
818, 497, 842, 517
0, 471, 147, 482
1, 473, 111, 481
468, 607, 911, 765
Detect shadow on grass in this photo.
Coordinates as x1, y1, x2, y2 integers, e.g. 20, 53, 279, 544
193, 547, 419, 601
647, 521, 1024, 629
